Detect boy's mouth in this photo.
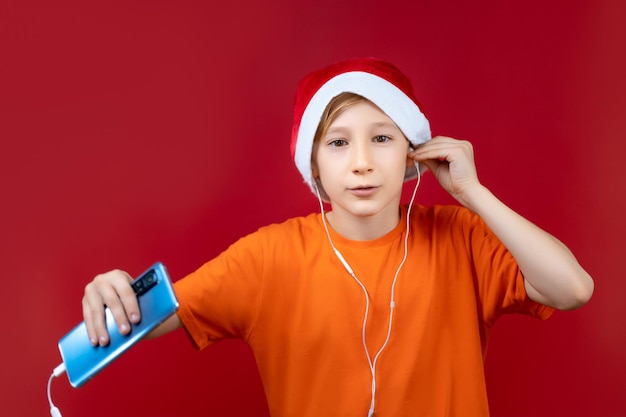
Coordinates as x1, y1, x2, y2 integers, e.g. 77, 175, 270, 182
349, 185, 379, 196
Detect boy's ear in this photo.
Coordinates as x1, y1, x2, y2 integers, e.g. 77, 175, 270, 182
311, 161, 319, 178
405, 153, 416, 169
406, 144, 415, 167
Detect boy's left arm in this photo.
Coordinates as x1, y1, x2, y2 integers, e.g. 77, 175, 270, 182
411, 136, 594, 310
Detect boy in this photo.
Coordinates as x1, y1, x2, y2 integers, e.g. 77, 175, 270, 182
82, 58, 594, 416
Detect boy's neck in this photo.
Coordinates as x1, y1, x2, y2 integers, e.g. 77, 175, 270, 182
325, 206, 402, 241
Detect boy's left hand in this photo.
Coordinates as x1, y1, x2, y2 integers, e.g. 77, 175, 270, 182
409, 135, 482, 207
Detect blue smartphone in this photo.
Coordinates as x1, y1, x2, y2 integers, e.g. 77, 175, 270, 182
57, 262, 179, 388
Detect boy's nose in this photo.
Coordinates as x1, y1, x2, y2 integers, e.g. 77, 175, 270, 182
351, 141, 374, 174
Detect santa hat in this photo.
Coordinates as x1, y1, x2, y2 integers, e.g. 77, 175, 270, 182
290, 57, 431, 199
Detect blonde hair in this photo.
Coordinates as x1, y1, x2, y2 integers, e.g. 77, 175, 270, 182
313, 92, 370, 144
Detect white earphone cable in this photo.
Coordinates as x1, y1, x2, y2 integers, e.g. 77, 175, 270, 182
315, 163, 421, 417
48, 363, 66, 417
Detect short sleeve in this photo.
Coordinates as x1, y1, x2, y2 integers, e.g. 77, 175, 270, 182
173, 232, 266, 350
460, 209, 555, 327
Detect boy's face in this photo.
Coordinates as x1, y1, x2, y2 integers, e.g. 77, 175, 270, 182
312, 100, 411, 221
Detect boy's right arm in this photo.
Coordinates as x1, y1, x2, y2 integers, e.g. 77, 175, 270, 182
82, 269, 182, 346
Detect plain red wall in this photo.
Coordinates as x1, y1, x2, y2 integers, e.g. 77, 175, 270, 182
1, 1, 624, 416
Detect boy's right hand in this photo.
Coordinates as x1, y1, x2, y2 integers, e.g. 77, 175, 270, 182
82, 269, 140, 346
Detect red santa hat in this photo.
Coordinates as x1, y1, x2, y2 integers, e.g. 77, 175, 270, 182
290, 57, 431, 198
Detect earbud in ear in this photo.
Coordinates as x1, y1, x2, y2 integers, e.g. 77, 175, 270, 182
413, 159, 423, 179
412, 159, 420, 174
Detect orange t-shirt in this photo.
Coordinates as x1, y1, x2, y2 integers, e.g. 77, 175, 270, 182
174, 204, 553, 417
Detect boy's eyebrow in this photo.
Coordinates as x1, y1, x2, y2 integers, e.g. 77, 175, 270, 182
325, 121, 399, 136
324, 126, 349, 136
370, 121, 398, 129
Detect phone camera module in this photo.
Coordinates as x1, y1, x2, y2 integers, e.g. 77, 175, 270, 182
132, 270, 157, 296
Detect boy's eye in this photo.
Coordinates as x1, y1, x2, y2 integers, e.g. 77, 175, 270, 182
329, 139, 348, 147
373, 135, 391, 143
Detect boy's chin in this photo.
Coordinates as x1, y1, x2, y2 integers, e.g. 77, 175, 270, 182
330, 200, 400, 220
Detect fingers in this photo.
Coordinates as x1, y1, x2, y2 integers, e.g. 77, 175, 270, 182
408, 136, 481, 205
409, 136, 476, 176
410, 135, 474, 163
83, 269, 139, 346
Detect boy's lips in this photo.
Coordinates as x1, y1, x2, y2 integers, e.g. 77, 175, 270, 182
349, 185, 379, 197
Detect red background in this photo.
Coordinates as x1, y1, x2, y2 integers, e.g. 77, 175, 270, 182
1, 1, 624, 416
